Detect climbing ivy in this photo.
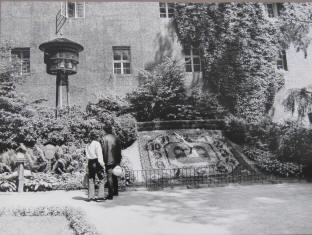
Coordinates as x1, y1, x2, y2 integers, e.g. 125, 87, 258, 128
174, 2, 312, 121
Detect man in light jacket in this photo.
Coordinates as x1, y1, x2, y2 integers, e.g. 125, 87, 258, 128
86, 130, 105, 201
101, 126, 122, 200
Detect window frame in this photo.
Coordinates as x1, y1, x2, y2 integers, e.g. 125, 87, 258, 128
159, 2, 175, 18
266, 3, 282, 18
277, 50, 288, 71
11, 48, 30, 76
61, 2, 85, 19
184, 47, 202, 73
112, 46, 131, 75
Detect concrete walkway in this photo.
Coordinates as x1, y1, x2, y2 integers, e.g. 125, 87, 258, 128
1, 183, 312, 235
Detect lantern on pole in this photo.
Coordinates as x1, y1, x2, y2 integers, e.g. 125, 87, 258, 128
39, 38, 83, 117
16, 152, 26, 192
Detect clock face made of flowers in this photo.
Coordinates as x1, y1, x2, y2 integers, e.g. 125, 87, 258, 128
139, 129, 239, 174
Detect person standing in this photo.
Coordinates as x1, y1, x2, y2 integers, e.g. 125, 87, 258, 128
86, 130, 105, 201
101, 126, 122, 200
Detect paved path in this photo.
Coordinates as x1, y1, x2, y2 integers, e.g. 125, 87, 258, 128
1, 183, 312, 235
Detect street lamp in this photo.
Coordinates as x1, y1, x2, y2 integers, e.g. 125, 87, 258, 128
39, 38, 84, 117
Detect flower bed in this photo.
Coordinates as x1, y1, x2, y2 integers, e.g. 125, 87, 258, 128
0, 171, 86, 192
242, 147, 303, 177
0, 206, 99, 235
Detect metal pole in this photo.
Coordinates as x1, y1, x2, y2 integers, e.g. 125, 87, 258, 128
17, 162, 24, 192
55, 75, 59, 118
66, 79, 70, 107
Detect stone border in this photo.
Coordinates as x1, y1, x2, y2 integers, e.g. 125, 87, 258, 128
0, 206, 100, 235
137, 119, 226, 131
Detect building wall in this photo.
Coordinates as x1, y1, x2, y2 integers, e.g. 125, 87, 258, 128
272, 42, 312, 125
0, 1, 201, 109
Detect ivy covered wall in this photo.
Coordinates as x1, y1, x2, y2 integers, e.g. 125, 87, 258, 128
174, 2, 312, 122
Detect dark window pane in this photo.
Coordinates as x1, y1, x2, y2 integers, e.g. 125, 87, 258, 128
160, 8, 166, 14
277, 51, 284, 70
184, 48, 191, 56
185, 64, 192, 72
277, 61, 283, 69
114, 63, 121, 68
114, 63, 121, 74
168, 4, 174, 18
123, 63, 130, 74
194, 64, 201, 72
160, 7, 166, 18
277, 3, 283, 16
185, 58, 191, 64
122, 50, 129, 60
185, 58, 192, 72
113, 51, 121, 60
76, 2, 84, 18
68, 2, 75, 17
159, 2, 166, 8
11, 50, 21, 59
23, 50, 30, 58
282, 50, 288, 71
193, 57, 200, 65
192, 48, 200, 56
267, 4, 274, 18
22, 60, 30, 73
114, 69, 121, 74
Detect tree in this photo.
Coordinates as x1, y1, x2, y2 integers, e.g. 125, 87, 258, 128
277, 3, 312, 58
283, 88, 312, 123
126, 57, 226, 122
174, 2, 312, 121
0, 41, 33, 151
127, 58, 188, 121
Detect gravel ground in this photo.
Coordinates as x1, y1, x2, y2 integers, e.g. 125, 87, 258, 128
0, 183, 312, 235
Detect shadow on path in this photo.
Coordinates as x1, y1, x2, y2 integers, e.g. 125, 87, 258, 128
72, 196, 90, 202
91, 183, 312, 234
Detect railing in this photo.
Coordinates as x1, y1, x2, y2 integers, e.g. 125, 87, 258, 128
120, 165, 303, 191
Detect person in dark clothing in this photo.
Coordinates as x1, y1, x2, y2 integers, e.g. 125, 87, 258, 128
101, 127, 122, 200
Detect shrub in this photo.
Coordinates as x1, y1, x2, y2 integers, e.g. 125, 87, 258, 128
224, 116, 248, 145
277, 121, 312, 165
127, 58, 187, 121
242, 146, 303, 177
225, 116, 282, 152
0, 179, 16, 192
86, 96, 137, 149
127, 57, 226, 122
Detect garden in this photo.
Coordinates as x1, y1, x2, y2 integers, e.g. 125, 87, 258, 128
1, 3, 312, 194
1, 3, 312, 235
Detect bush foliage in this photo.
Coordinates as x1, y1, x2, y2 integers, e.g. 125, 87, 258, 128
127, 58, 226, 122
226, 116, 311, 177
243, 147, 303, 177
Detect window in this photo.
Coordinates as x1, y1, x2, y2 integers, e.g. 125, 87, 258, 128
266, 3, 283, 18
277, 50, 288, 71
61, 2, 85, 18
11, 48, 30, 75
113, 47, 131, 75
184, 47, 201, 72
159, 2, 175, 18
